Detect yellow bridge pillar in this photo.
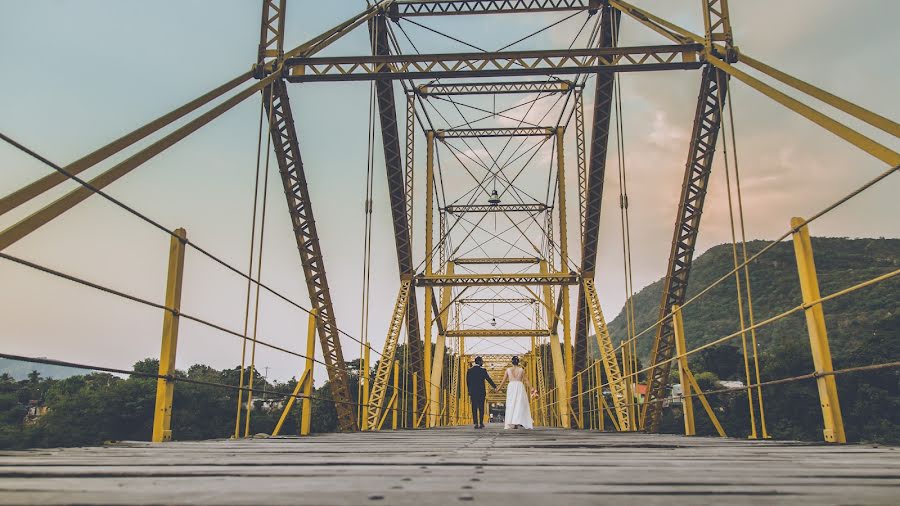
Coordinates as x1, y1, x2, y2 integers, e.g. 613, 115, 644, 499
272, 309, 317, 437
791, 217, 846, 443
152, 228, 187, 443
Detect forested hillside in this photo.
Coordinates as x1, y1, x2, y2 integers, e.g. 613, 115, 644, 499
595, 237, 899, 442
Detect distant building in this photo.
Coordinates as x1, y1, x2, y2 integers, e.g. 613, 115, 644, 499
24, 400, 48, 425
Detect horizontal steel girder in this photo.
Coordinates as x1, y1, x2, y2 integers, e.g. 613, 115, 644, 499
436, 127, 555, 138
459, 297, 537, 304
417, 80, 573, 96
445, 329, 550, 337
389, 0, 598, 17
283, 44, 703, 82
453, 257, 540, 265
416, 273, 579, 286
445, 203, 549, 214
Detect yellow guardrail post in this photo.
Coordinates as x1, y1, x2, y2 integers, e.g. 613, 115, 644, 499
412, 372, 418, 428
791, 217, 847, 443
672, 305, 696, 436
272, 309, 317, 437
392, 359, 399, 430
152, 228, 187, 443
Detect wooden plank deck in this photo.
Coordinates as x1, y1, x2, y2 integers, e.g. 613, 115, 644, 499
1, 425, 898, 505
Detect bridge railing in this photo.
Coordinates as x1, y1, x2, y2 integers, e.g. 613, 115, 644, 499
544, 164, 900, 442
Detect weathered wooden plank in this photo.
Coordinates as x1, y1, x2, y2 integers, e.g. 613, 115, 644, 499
0, 427, 897, 505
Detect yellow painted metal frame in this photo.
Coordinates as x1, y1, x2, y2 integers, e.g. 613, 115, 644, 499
272, 309, 317, 436
791, 218, 846, 443
672, 305, 725, 438
583, 278, 629, 430
540, 260, 570, 427
152, 228, 187, 443
367, 280, 412, 430
429, 262, 454, 427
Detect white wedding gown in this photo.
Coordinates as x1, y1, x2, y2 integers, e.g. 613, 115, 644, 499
504, 367, 534, 429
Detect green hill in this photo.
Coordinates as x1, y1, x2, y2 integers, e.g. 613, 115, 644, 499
593, 237, 899, 442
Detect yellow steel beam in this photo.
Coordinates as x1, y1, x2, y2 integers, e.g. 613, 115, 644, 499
683, 367, 726, 438
791, 217, 847, 443
151, 228, 187, 443
445, 329, 550, 337
429, 262, 454, 427
705, 56, 900, 166
0, 73, 252, 218
672, 305, 695, 435
583, 278, 629, 430
452, 257, 540, 265
392, 359, 400, 430
540, 260, 570, 428
739, 54, 900, 138
555, 126, 574, 408
417, 272, 579, 286
609, 0, 900, 163
0, 74, 278, 252
367, 280, 411, 430
272, 309, 317, 437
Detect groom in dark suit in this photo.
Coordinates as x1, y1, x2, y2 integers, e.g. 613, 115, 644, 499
466, 356, 497, 429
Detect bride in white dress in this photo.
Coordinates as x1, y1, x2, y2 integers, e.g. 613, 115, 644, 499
495, 356, 536, 429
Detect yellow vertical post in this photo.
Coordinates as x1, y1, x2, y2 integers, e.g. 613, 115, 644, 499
273, 309, 317, 437
152, 228, 187, 443
577, 374, 584, 429
299, 310, 316, 436
392, 360, 399, 430
540, 260, 571, 428
621, 346, 635, 431
791, 217, 846, 443
361, 344, 371, 431
424, 130, 435, 422
595, 361, 604, 431
429, 262, 453, 427
412, 371, 418, 428
555, 127, 574, 396
672, 304, 696, 436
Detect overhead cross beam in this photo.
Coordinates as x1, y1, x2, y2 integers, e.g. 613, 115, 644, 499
453, 257, 540, 265
436, 127, 555, 138
460, 297, 537, 304
446, 329, 550, 337
417, 273, 579, 287
283, 45, 702, 82
389, 0, 599, 17
417, 80, 573, 96
445, 203, 549, 213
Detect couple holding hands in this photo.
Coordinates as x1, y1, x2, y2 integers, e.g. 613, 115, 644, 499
465, 356, 536, 430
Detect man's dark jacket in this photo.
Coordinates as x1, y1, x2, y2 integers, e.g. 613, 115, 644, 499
466, 365, 497, 399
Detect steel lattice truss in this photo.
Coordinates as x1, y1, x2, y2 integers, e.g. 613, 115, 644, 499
389, 0, 598, 17
284, 45, 701, 82
417, 80, 573, 96
5, 0, 893, 437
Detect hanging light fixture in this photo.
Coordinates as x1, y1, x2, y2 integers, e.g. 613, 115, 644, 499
488, 189, 501, 205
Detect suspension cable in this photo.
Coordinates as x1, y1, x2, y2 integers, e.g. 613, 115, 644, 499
726, 80, 769, 438
242, 86, 275, 437
716, 70, 759, 438
234, 90, 268, 439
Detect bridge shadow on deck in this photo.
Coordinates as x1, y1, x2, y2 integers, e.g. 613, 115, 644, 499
1, 425, 898, 505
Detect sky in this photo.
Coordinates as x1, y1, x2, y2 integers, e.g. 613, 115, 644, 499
0, 1, 898, 388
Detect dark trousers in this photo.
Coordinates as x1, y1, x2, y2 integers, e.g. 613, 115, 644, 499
470, 396, 485, 426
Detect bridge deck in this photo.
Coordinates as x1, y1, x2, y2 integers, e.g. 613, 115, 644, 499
1, 425, 898, 505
